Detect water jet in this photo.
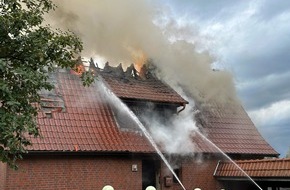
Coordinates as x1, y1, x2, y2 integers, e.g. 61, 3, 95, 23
194, 129, 263, 190
97, 79, 187, 190
97, 74, 263, 190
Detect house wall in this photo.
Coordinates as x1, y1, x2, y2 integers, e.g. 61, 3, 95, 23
2, 154, 229, 190
183, 157, 223, 190
159, 155, 224, 190
0, 162, 7, 190
2, 154, 142, 190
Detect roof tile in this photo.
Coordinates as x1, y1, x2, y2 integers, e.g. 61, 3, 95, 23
99, 70, 188, 105
27, 71, 153, 153
192, 103, 278, 155
214, 158, 290, 178
27, 68, 278, 157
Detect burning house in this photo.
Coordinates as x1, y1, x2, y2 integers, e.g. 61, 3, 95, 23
1, 61, 290, 190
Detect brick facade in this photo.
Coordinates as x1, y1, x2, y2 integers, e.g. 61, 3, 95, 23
159, 155, 224, 190
0, 162, 7, 190
1, 155, 142, 190
182, 156, 223, 190
0, 154, 227, 190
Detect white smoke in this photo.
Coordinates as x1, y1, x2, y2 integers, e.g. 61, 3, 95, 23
146, 104, 198, 155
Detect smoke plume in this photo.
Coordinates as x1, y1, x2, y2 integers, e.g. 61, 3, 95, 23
46, 0, 237, 104
46, 0, 238, 155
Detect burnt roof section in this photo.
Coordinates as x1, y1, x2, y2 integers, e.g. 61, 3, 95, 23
98, 63, 188, 105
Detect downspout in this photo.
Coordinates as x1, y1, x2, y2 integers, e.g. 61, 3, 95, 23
177, 103, 186, 114
213, 160, 221, 176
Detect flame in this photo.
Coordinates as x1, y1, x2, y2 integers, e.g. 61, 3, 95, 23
72, 64, 85, 75
128, 48, 147, 72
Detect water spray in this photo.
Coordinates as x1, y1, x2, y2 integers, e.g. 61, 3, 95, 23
194, 130, 263, 190
97, 78, 187, 190
96, 74, 261, 190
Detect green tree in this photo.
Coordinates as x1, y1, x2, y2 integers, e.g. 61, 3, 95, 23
0, 0, 91, 168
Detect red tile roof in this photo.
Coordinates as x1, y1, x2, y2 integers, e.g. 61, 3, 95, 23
99, 65, 188, 105
214, 158, 290, 178
27, 66, 278, 157
27, 70, 154, 153
192, 102, 278, 156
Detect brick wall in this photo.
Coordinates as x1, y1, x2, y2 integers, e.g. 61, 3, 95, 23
3, 154, 142, 190
159, 155, 224, 190
182, 157, 223, 190
3, 153, 227, 190
0, 162, 7, 190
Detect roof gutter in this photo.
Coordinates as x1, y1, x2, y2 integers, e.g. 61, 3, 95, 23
216, 177, 290, 182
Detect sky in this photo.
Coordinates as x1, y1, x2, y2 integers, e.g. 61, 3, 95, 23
164, 0, 290, 157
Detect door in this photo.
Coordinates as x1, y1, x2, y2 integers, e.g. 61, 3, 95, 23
142, 160, 157, 190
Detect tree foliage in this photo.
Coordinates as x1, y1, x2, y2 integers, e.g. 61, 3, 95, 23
0, 0, 88, 168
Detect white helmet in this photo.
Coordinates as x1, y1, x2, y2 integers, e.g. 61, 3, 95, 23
145, 186, 156, 190
102, 185, 114, 190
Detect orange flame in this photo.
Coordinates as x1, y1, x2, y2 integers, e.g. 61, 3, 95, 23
130, 49, 147, 72
72, 64, 85, 75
